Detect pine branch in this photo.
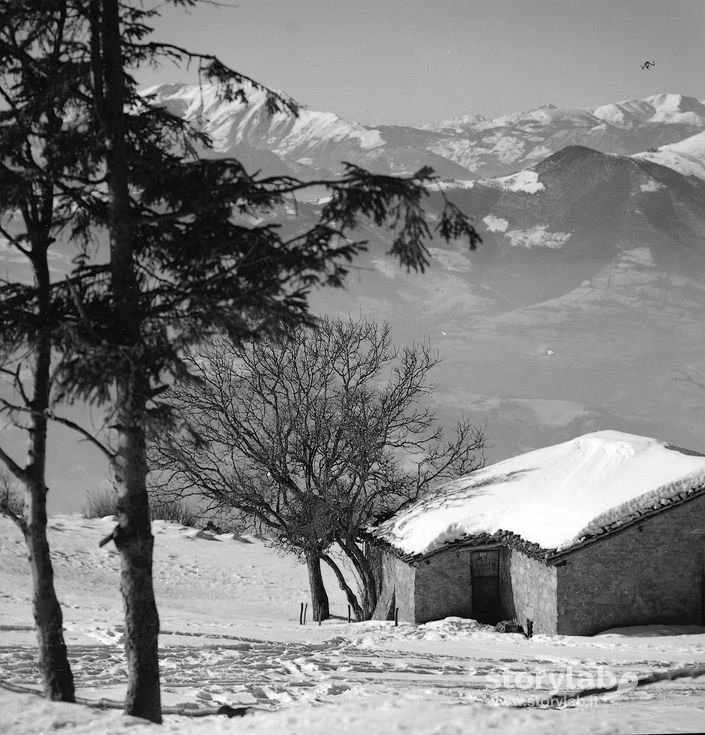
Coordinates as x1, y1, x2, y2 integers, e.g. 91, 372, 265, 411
134, 41, 299, 116
0, 364, 33, 408
0, 395, 114, 461
46, 411, 115, 461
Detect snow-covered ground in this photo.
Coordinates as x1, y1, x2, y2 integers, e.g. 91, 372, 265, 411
633, 130, 705, 181
1, 514, 704, 733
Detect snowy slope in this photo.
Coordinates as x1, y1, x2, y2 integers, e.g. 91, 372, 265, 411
143, 82, 384, 154
593, 93, 705, 129
633, 130, 705, 181
1, 513, 705, 733
142, 82, 445, 180
372, 431, 705, 555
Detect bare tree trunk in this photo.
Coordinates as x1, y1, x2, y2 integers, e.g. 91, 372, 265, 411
93, 0, 161, 721
305, 552, 329, 622
337, 536, 377, 619
321, 553, 364, 621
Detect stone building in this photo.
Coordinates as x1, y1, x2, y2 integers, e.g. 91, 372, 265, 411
369, 431, 705, 635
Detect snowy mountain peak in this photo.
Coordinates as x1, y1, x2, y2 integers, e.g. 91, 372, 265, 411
633, 129, 705, 181
422, 94, 705, 134
145, 82, 385, 163
644, 92, 703, 113
591, 99, 656, 128
421, 112, 488, 132
592, 94, 705, 129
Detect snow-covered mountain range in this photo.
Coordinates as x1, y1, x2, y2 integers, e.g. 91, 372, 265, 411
6, 86, 705, 511
146, 84, 705, 180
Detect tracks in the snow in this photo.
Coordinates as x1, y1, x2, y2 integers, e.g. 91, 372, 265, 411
0, 632, 700, 711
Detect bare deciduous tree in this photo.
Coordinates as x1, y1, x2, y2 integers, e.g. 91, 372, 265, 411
152, 318, 484, 620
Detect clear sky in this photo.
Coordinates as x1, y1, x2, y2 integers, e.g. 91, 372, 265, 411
139, 0, 705, 126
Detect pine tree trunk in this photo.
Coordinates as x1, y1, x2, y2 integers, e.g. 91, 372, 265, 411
93, 0, 161, 722
22, 243, 75, 701
23, 317, 75, 701
111, 375, 161, 722
24, 481, 75, 701
306, 553, 330, 622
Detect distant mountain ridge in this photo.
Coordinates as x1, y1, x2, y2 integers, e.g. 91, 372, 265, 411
435, 143, 705, 305
146, 84, 705, 180
142, 82, 705, 466
24, 84, 705, 509
425, 93, 705, 132
418, 93, 705, 178
304, 132, 705, 466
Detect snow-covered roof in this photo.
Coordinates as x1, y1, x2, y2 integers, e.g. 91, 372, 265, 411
372, 431, 705, 557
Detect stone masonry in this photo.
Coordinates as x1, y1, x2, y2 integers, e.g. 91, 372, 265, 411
414, 548, 474, 623
370, 489, 705, 634
500, 547, 558, 634
556, 491, 705, 635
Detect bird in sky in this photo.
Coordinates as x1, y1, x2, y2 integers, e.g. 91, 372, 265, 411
641, 60, 655, 70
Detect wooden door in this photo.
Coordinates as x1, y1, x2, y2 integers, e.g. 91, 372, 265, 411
471, 550, 500, 623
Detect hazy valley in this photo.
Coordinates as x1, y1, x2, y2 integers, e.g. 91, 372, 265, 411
5, 87, 705, 507
156, 83, 705, 468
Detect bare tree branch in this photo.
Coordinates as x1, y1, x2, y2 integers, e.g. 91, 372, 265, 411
0, 443, 26, 484
152, 318, 485, 619
0, 470, 25, 531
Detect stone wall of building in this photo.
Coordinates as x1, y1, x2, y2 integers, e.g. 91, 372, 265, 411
413, 549, 474, 623
498, 546, 515, 620
556, 493, 705, 635
501, 547, 558, 634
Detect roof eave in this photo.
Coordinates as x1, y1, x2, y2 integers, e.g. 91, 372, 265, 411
369, 482, 705, 565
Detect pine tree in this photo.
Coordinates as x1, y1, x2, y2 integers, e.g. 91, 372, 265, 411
0, 1, 96, 701
1, 0, 480, 721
